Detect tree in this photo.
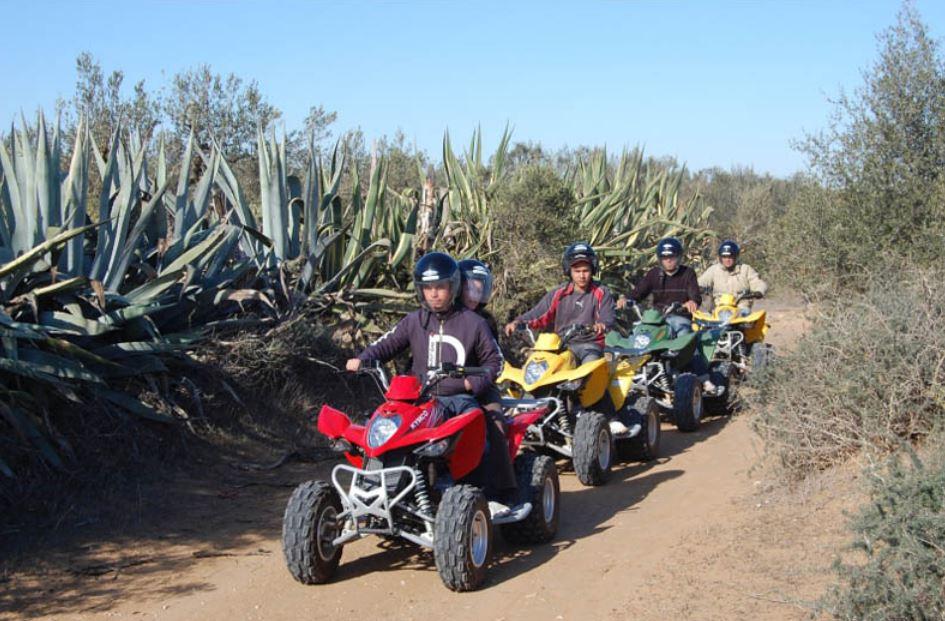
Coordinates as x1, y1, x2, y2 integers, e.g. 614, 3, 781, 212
793, 1, 945, 284
163, 65, 281, 162
72, 52, 161, 150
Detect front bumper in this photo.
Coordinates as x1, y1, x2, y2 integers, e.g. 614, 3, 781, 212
330, 463, 434, 548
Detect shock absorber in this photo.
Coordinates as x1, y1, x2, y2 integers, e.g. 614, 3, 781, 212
656, 363, 672, 392
558, 396, 573, 435
413, 468, 433, 517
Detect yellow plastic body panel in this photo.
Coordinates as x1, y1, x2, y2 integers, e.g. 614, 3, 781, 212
498, 332, 609, 407
533, 332, 563, 351
607, 354, 650, 411
692, 305, 768, 345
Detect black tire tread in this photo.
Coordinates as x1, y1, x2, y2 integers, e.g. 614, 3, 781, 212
618, 396, 661, 462
572, 411, 612, 486
282, 480, 342, 585
433, 485, 491, 592
673, 373, 702, 432
501, 454, 560, 544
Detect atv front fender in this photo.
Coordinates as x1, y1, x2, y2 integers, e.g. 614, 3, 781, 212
317, 405, 352, 438
497, 364, 525, 386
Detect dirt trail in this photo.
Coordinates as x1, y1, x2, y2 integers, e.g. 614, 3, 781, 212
4, 300, 848, 621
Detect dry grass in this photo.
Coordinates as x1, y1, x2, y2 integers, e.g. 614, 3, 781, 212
748, 264, 945, 480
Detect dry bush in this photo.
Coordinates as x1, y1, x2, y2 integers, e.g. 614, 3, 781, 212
749, 263, 945, 479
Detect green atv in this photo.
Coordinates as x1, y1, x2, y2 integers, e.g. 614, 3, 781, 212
605, 302, 731, 432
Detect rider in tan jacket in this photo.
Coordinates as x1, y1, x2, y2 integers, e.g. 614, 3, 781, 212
698, 240, 767, 311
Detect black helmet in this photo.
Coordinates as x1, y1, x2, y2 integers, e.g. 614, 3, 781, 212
656, 237, 683, 258
413, 252, 461, 310
458, 259, 494, 307
718, 240, 740, 258
562, 241, 599, 276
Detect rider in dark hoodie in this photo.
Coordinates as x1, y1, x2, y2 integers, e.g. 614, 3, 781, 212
346, 253, 517, 510
346, 252, 504, 419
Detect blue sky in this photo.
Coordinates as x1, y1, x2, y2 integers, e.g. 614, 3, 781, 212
4, 1, 944, 176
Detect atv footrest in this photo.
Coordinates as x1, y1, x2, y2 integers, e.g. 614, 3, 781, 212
490, 501, 533, 524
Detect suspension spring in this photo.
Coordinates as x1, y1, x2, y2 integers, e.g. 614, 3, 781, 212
557, 399, 573, 435
655, 364, 672, 392
413, 468, 433, 517
735, 341, 747, 363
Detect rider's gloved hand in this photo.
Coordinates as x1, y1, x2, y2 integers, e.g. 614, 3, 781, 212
346, 358, 362, 372
593, 322, 607, 335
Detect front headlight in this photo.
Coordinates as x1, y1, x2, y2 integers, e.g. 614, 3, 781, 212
367, 415, 401, 448
633, 334, 652, 349
414, 437, 453, 458
718, 310, 734, 324
524, 360, 549, 384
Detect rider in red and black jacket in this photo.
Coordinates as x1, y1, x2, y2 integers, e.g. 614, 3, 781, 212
504, 242, 616, 363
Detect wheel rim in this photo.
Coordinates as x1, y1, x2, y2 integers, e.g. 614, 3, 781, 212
316, 505, 339, 561
597, 428, 611, 469
542, 476, 556, 523
647, 409, 659, 446
692, 388, 703, 422
470, 510, 489, 568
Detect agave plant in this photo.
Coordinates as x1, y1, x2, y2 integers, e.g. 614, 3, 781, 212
569, 147, 714, 284
439, 125, 512, 259
0, 114, 280, 476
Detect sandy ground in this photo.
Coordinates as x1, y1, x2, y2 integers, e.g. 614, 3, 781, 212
3, 298, 857, 621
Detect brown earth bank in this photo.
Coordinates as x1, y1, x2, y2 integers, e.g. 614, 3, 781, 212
1, 298, 858, 621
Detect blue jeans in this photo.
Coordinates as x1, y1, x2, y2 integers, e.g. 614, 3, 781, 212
570, 342, 603, 364
436, 393, 481, 419
665, 314, 693, 338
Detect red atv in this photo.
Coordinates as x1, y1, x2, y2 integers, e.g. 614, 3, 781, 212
282, 362, 561, 592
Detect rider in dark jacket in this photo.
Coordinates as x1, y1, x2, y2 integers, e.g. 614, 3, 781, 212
623, 238, 719, 395
626, 237, 701, 336
347, 253, 515, 504
504, 242, 616, 363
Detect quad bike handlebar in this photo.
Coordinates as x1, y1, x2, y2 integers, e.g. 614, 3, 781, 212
618, 298, 680, 321
429, 362, 489, 378
558, 323, 596, 345
513, 321, 537, 345
353, 361, 490, 400
355, 360, 391, 396
736, 290, 764, 303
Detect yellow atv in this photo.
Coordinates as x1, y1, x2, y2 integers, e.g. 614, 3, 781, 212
692, 291, 771, 376
498, 324, 615, 486
602, 345, 662, 462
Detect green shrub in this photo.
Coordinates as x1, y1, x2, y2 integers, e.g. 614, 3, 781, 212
767, 5, 945, 297
488, 164, 578, 323
829, 448, 945, 620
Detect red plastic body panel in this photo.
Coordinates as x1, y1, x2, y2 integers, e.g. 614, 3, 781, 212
315, 374, 494, 480
447, 414, 486, 480
317, 405, 351, 438
506, 407, 546, 458
385, 375, 422, 401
